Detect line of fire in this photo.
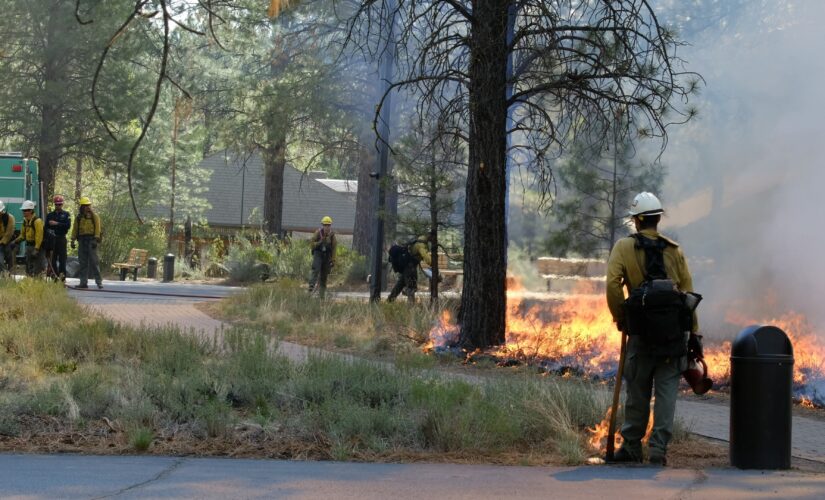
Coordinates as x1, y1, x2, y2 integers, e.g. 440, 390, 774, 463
423, 259, 824, 455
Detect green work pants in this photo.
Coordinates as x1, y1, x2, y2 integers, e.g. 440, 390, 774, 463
621, 337, 687, 456
24, 245, 45, 277
78, 236, 102, 287
308, 250, 331, 298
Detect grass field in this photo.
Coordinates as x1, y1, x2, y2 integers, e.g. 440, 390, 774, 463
0, 277, 673, 464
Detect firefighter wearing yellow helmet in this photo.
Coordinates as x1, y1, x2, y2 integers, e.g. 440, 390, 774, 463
605, 192, 700, 466
308, 216, 336, 298
0, 200, 16, 274
12, 200, 46, 276
71, 196, 103, 289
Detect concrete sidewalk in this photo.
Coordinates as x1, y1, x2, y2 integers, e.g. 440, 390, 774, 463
2, 454, 824, 499
70, 280, 825, 465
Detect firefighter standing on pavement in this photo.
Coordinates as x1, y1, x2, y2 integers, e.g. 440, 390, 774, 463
71, 197, 103, 289
13, 200, 45, 276
605, 192, 699, 466
46, 195, 71, 280
308, 216, 336, 298
387, 233, 432, 303
0, 200, 15, 274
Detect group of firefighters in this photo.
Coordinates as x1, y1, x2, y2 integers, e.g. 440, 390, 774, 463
3, 190, 702, 466
306, 215, 432, 301
309, 191, 700, 466
0, 195, 103, 289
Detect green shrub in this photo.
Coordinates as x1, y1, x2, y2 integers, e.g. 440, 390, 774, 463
129, 427, 154, 452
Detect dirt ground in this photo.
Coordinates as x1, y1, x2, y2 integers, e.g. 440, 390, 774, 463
0, 416, 733, 469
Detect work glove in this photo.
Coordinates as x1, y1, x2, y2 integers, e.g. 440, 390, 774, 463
688, 333, 704, 360
70, 240, 76, 250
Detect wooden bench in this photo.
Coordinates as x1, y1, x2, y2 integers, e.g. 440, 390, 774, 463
112, 248, 149, 281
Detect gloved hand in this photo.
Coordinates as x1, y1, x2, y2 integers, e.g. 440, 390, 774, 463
688, 333, 704, 359
70, 240, 76, 250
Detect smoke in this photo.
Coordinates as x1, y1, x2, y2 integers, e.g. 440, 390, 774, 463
659, 1, 825, 334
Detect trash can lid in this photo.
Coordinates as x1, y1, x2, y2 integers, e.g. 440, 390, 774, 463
148, 257, 158, 262
731, 325, 794, 358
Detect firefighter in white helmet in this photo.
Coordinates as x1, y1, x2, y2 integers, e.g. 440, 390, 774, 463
13, 200, 45, 276
0, 200, 16, 274
605, 192, 700, 466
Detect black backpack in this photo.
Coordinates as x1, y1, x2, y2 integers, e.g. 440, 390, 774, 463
32, 216, 57, 252
388, 240, 419, 273
622, 234, 696, 356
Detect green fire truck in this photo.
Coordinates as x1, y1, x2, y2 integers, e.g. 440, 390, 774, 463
0, 152, 43, 261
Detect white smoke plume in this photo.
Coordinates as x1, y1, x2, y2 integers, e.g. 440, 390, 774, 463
658, 0, 825, 336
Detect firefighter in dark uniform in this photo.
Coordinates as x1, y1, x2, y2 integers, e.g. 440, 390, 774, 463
387, 234, 432, 303
606, 192, 700, 466
71, 196, 103, 289
13, 200, 45, 276
46, 195, 71, 280
308, 216, 337, 298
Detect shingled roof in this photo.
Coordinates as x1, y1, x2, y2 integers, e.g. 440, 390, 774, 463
169, 151, 357, 234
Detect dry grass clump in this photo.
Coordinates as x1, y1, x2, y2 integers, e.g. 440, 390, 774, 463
219, 279, 448, 359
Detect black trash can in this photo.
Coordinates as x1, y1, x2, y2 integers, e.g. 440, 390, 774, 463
162, 253, 175, 283
147, 257, 158, 279
730, 325, 794, 469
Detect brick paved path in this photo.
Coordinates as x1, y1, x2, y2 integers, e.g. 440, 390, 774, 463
69, 279, 825, 465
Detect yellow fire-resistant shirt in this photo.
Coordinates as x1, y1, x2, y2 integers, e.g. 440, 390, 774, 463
606, 228, 698, 333
72, 212, 101, 239
411, 240, 432, 266
15, 216, 44, 250
310, 228, 337, 262
0, 212, 15, 245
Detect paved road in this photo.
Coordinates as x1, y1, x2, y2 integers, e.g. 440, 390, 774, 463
69, 279, 825, 465
2, 454, 824, 499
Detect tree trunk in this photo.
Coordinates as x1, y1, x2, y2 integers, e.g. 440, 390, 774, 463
263, 135, 286, 236
430, 182, 439, 304
353, 139, 377, 256
458, 0, 510, 349
37, 8, 68, 197
74, 156, 82, 202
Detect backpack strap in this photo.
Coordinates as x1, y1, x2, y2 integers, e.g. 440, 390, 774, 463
632, 233, 669, 281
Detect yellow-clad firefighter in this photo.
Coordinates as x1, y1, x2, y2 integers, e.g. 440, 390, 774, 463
13, 200, 45, 276
71, 197, 103, 289
0, 200, 17, 273
387, 233, 432, 303
308, 216, 337, 298
605, 192, 701, 466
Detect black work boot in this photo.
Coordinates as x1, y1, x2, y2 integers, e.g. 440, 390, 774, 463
648, 449, 668, 466
607, 447, 643, 464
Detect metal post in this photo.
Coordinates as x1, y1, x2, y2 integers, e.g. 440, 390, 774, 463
503, 4, 516, 259
369, 0, 396, 303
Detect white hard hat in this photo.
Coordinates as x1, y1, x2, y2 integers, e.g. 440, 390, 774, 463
628, 192, 663, 217
21, 200, 36, 211
0, 200, 5, 213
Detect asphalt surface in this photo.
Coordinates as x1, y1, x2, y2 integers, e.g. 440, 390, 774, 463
2, 454, 824, 499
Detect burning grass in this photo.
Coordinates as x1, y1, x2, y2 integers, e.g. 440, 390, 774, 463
426, 282, 825, 408
0, 278, 627, 465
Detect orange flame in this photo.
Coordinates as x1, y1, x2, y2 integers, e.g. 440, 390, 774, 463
425, 280, 825, 405
587, 406, 654, 454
